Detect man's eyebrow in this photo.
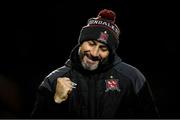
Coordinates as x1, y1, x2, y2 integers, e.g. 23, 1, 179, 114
89, 40, 96, 44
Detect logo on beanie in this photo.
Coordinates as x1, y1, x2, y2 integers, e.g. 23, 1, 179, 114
98, 31, 109, 41
88, 19, 120, 36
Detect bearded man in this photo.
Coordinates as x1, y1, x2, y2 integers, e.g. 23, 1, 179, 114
31, 9, 159, 119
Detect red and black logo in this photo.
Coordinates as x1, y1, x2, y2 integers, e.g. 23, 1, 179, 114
105, 79, 120, 92
98, 31, 109, 41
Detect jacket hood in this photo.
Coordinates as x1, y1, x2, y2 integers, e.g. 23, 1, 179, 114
65, 44, 122, 74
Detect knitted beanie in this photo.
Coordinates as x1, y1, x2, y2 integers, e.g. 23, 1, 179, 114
78, 9, 120, 52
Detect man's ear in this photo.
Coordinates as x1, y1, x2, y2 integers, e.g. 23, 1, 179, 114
78, 46, 81, 56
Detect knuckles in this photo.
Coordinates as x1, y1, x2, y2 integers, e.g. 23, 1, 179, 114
57, 77, 70, 82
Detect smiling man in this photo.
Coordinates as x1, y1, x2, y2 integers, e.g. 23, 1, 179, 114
79, 40, 109, 71
31, 9, 159, 118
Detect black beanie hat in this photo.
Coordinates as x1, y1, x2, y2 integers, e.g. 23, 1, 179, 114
78, 9, 120, 52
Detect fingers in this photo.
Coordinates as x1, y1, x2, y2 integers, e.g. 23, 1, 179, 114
58, 77, 77, 89
56, 77, 77, 96
59, 82, 76, 102
71, 82, 77, 88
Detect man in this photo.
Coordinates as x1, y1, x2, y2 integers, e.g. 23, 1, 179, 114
31, 9, 159, 118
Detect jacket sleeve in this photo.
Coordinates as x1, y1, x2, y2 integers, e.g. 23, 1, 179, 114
31, 66, 71, 118
130, 69, 160, 118
31, 79, 69, 118
114, 62, 160, 118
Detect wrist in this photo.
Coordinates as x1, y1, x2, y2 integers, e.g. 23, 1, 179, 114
54, 94, 64, 104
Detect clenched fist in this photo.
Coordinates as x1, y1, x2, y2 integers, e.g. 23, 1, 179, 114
54, 77, 77, 103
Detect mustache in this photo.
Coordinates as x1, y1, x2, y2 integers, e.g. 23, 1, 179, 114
84, 51, 102, 61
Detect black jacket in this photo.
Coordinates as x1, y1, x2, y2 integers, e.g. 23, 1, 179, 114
31, 45, 159, 118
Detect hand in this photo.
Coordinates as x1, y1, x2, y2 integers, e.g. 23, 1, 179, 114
54, 77, 77, 103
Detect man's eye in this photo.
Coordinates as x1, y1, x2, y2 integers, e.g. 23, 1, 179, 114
101, 47, 108, 51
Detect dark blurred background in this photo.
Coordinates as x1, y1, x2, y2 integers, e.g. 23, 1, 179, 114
0, 0, 179, 118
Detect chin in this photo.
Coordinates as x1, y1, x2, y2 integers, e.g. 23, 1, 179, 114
81, 61, 99, 71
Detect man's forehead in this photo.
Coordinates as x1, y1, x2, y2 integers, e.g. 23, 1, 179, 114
86, 40, 107, 47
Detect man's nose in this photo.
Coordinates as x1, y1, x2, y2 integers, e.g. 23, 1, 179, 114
91, 46, 99, 57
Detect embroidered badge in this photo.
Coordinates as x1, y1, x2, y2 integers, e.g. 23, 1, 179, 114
98, 31, 109, 41
105, 76, 121, 92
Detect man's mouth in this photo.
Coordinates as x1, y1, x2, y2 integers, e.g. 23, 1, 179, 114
84, 55, 99, 65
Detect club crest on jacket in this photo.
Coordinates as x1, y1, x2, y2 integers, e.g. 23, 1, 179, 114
105, 78, 120, 92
